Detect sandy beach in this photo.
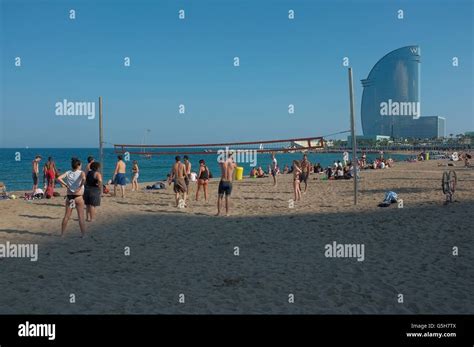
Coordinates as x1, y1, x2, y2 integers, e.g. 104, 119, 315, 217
0, 160, 473, 314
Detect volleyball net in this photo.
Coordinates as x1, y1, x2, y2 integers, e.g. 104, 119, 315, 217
114, 136, 325, 156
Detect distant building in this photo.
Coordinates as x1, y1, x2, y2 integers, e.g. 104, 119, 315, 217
361, 46, 446, 139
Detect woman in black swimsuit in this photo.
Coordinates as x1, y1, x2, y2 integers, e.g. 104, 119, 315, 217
195, 159, 210, 202
83, 162, 103, 222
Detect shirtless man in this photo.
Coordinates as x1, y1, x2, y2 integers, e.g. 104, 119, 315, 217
169, 156, 187, 207
217, 152, 236, 216
113, 155, 127, 198
31, 155, 42, 192
300, 153, 311, 193
183, 155, 192, 191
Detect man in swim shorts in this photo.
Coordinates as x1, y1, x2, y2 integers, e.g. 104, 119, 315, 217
32, 155, 42, 193
300, 153, 311, 193
217, 152, 236, 216
113, 155, 127, 198
169, 156, 188, 207
183, 155, 192, 190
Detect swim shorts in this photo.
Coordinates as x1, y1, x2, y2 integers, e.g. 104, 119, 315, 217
218, 180, 232, 196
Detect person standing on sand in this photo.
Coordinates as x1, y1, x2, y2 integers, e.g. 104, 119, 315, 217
31, 155, 42, 193
43, 157, 57, 198
113, 155, 127, 198
84, 161, 103, 222
292, 160, 302, 202
271, 152, 278, 187
85, 156, 94, 173
217, 152, 236, 216
196, 159, 210, 202
57, 158, 86, 237
131, 160, 139, 191
300, 153, 311, 194
169, 156, 187, 207
183, 155, 192, 191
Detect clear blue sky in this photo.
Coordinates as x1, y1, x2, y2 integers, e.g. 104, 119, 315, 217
1, 0, 473, 148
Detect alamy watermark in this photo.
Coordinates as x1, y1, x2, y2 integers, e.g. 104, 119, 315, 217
0, 242, 38, 261
380, 99, 420, 119
324, 241, 365, 262
217, 146, 257, 167
55, 99, 95, 119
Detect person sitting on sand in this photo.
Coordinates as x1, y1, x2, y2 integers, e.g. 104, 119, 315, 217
314, 163, 322, 174
217, 152, 236, 216
113, 155, 127, 198
32, 155, 42, 193
131, 160, 139, 191
256, 166, 265, 178
57, 158, 86, 237
249, 167, 257, 178
326, 166, 334, 179
292, 160, 302, 201
169, 156, 188, 207
196, 159, 210, 202
283, 165, 289, 174
84, 161, 102, 222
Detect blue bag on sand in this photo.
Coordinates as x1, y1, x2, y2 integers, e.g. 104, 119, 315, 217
378, 191, 398, 207
383, 191, 398, 203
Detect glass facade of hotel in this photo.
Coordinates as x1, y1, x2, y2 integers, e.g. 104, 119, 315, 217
361, 46, 445, 139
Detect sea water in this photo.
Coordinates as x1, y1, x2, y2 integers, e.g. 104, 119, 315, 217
0, 148, 409, 191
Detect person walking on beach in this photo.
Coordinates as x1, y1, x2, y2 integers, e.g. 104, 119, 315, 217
196, 159, 210, 202
85, 156, 94, 173
169, 156, 187, 207
113, 155, 127, 198
43, 157, 57, 198
292, 160, 302, 202
271, 152, 278, 187
84, 161, 103, 222
57, 158, 86, 237
131, 160, 139, 191
217, 152, 236, 216
300, 153, 311, 194
31, 155, 42, 192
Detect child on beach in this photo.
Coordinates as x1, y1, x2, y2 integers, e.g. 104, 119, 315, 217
57, 158, 86, 237
131, 160, 139, 191
292, 160, 302, 201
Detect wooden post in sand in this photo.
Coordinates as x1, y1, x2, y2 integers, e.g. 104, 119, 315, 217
99, 96, 104, 175
348, 68, 358, 205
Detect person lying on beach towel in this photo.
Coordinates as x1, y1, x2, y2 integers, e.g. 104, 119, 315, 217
145, 182, 166, 190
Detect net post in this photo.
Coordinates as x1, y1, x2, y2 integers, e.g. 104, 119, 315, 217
99, 96, 104, 175
348, 68, 358, 205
